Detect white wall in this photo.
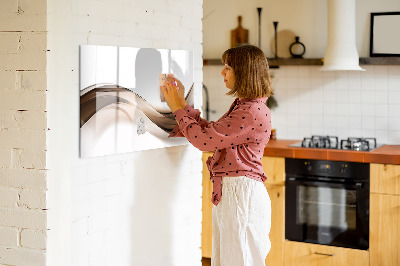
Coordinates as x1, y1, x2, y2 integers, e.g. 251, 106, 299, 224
203, 0, 400, 145
203, 0, 400, 58
0, 0, 48, 265
46, 0, 203, 266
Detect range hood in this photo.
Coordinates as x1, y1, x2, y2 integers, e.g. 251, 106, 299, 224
320, 0, 365, 71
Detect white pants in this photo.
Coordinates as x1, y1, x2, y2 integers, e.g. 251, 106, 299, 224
212, 176, 271, 266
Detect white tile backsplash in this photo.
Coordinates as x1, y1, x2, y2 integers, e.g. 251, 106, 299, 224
204, 64, 400, 144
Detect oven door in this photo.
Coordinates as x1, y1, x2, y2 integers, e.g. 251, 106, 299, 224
285, 177, 369, 250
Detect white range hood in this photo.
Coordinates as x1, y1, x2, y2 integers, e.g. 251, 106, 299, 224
320, 0, 365, 71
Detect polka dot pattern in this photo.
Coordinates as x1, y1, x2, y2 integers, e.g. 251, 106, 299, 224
170, 97, 272, 206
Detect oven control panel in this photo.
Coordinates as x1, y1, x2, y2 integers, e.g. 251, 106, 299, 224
286, 158, 369, 180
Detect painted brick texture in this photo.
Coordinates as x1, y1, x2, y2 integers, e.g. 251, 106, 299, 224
0, 0, 48, 265
46, 0, 203, 265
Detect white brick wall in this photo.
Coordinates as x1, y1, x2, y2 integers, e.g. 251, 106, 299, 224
0, 0, 48, 265
46, 1, 203, 266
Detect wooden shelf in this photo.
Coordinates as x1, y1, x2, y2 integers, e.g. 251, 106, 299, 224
268, 58, 322, 67
359, 57, 400, 65
203, 57, 400, 67
203, 58, 323, 67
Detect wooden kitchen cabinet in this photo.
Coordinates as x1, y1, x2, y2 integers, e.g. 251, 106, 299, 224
264, 184, 285, 266
202, 152, 213, 258
284, 241, 369, 266
370, 163, 400, 266
262, 156, 285, 266
261, 156, 285, 186
370, 163, 400, 195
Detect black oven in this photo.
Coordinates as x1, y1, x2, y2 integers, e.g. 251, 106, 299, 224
285, 158, 369, 250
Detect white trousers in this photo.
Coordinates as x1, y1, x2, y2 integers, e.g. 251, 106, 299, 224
212, 176, 271, 266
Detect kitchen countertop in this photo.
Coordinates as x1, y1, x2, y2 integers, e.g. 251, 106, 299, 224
263, 139, 400, 165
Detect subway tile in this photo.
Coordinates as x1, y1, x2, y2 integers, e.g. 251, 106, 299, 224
349, 128, 362, 137
374, 90, 388, 104
362, 90, 375, 104
336, 103, 349, 116
388, 65, 400, 76
374, 130, 389, 144
311, 102, 324, 113
374, 65, 388, 77
284, 66, 298, 77
374, 117, 389, 130
310, 66, 324, 77
322, 70, 335, 78
388, 104, 400, 117
348, 116, 362, 129
388, 75, 400, 91
374, 77, 388, 91
335, 72, 349, 90
298, 77, 311, 89
335, 115, 348, 129
388, 131, 400, 144
323, 87, 336, 103
323, 103, 336, 115
310, 77, 324, 90
361, 104, 375, 117
336, 90, 349, 103
361, 75, 374, 91
298, 67, 311, 78
348, 90, 362, 103
388, 91, 400, 104
375, 104, 389, 117
348, 75, 362, 90
348, 103, 362, 116
362, 116, 375, 130
361, 129, 375, 138
388, 117, 400, 131
286, 77, 299, 89
323, 115, 336, 129
311, 115, 324, 129
311, 87, 323, 101
311, 127, 324, 136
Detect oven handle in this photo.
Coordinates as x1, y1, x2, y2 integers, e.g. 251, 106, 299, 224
286, 177, 364, 189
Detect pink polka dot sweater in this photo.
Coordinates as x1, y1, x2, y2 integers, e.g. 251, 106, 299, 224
169, 97, 271, 206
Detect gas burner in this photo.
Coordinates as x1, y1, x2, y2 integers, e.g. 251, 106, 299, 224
290, 136, 380, 151
340, 137, 377, 151
301, 135, 339, 149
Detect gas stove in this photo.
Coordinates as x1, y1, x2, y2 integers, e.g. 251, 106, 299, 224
289, 135, 381, 151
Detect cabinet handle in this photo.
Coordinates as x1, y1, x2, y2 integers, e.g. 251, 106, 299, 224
314, 252, 335, 257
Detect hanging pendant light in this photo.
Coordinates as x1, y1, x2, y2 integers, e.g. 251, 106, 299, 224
320, 0, 365, 71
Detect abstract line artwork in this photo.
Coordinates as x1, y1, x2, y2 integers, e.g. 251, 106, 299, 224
79, 45, 194, 158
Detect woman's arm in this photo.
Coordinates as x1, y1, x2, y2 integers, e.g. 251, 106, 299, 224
162, 78, 211, 138
173, 106, 257, 152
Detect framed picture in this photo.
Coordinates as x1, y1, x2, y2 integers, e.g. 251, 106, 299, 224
370, 12, 400, 57
79, 45, 194, 158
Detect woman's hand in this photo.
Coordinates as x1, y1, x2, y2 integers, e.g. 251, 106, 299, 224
173, 78, 187, 108
161, 77, 186, 113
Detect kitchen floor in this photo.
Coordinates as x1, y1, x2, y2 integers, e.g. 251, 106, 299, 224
202, 257, 211, 266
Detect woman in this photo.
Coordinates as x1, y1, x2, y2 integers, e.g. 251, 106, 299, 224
161, 44, 273, 266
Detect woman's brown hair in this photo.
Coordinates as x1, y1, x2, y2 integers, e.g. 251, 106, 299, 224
221, 44, 273, 99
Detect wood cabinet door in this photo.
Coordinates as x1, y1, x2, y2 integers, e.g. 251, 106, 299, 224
284, 241, 369, 266
264, 184, 285, 266
262, 156, 285, 186
370, 193, 400, 266
370, 163, 400, 195
202, 152, 213, 258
